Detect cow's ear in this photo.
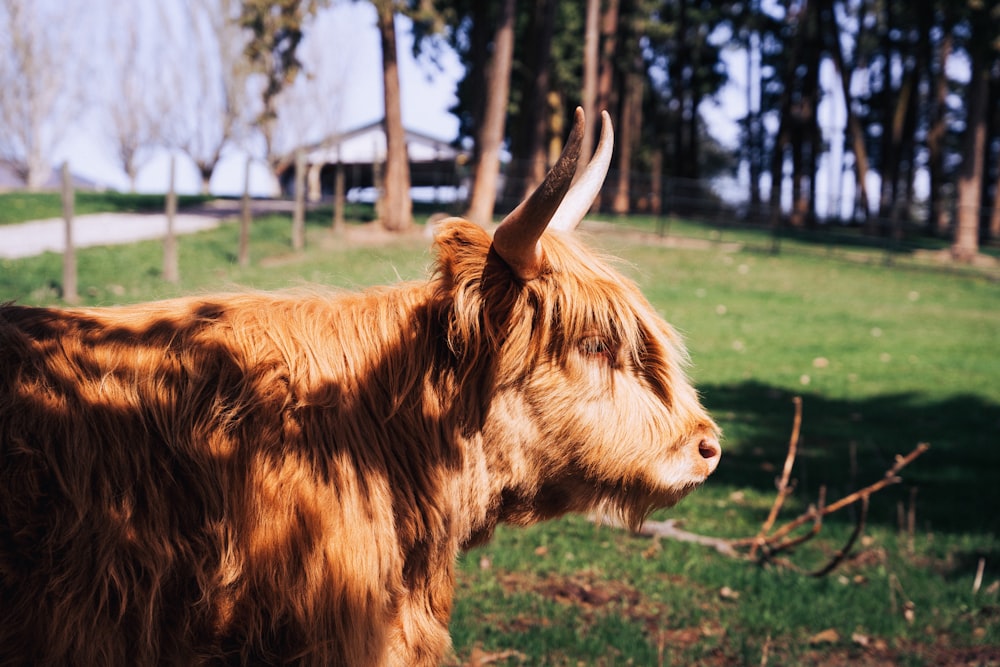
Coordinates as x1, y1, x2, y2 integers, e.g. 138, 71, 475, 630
430, 218, 502, 377
432, 217, 494, 283
432, 217, 525, 352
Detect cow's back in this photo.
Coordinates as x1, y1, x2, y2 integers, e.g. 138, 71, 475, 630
0, 302, 237, 662
0, 298, 407, 665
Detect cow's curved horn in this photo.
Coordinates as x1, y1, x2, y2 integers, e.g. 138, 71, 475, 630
491, 107, 587, 280
492, 108, 614, 279
548, 110, 614, 231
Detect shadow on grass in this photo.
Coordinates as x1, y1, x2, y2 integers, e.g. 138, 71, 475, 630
701, 381, 1000, 536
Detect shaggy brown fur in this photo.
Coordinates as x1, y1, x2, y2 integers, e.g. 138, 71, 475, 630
0, 219, 718, 666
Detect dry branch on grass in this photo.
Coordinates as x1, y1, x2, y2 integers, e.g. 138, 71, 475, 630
597, 398, 930, 576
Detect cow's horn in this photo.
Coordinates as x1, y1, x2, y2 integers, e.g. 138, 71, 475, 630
492, 107, 587, 280
548, 110, 614, 231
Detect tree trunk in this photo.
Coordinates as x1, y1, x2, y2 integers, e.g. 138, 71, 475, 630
505, 0, 555, 203
744, 0, 763, 222
199, 166, 213, 196
25, 156, 51, 192
578, 0, 600, 179
465, 0, 516, 225
790, 0, 821, 228
953, 62, 989, 262
927, 30, 952, 236
376, 0, 412, 232
790, 118, 806, 228
878, 70, 915, 229
591, 0, 620, 212
669, 0, 689, 179
465, 3, 491, 139
685, 6, 705, 183
768, 0, 812, 229
595, 0, 620, 117
986, 73, 1000, 241
333, 161, 346, 235
650, 151, 663, 216
822, 0, 870, 225
611, 70, 642, 214
989, 157, 1000, 241
769, 116, 790, 229
127, 165, 139, 194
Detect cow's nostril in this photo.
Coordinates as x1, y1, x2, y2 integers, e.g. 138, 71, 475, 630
698, 438, 721, 463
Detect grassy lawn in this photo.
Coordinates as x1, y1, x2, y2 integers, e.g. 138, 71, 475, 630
1, 212, 997, 665
0, 190, 213, 224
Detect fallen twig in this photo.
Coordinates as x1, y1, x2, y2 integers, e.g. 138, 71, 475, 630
810, 494, 868, 577
764, 486, 826, 560
750, 442, 928, 549
749, 396, 803, 559
634, 519, 738, 557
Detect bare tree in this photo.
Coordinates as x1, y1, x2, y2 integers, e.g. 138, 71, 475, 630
0, 0, 88, 190
239, 2, 350, 196
101, 0, 166, 192
169, 0, 256, 194
267, 8, 351, 169
823, 0, 871, 225
241, 0, 331, 192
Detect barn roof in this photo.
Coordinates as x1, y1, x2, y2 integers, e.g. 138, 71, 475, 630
299, 119, 463, 166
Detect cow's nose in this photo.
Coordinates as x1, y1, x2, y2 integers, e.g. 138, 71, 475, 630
698, 437, 721, 474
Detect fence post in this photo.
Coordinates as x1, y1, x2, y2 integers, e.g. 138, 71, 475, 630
292, 149, 306, 251
333, 151, 345, 235
61, 162, 78, 304
163, 154, 179, 283
239, 155, 252, 267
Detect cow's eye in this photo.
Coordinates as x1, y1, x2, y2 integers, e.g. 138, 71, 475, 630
580, 336, 611, 359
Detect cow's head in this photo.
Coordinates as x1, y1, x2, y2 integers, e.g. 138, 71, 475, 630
434, 109, 720, 533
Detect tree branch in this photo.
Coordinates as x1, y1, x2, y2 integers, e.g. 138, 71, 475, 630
745, 396, 802, 556
597, 397, 930, 577
810, 494, 869, 577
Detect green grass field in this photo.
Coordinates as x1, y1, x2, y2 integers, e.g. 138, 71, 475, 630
0, 191, 215, 225
1, 209, 997, 665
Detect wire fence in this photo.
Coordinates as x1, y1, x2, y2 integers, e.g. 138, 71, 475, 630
394, 161, 1000, 280
7, 158, 998, 301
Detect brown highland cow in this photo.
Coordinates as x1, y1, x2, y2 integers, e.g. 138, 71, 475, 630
0, 109, 719, 665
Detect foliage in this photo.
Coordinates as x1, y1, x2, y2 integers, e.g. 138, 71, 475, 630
239, 0, 328, 159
